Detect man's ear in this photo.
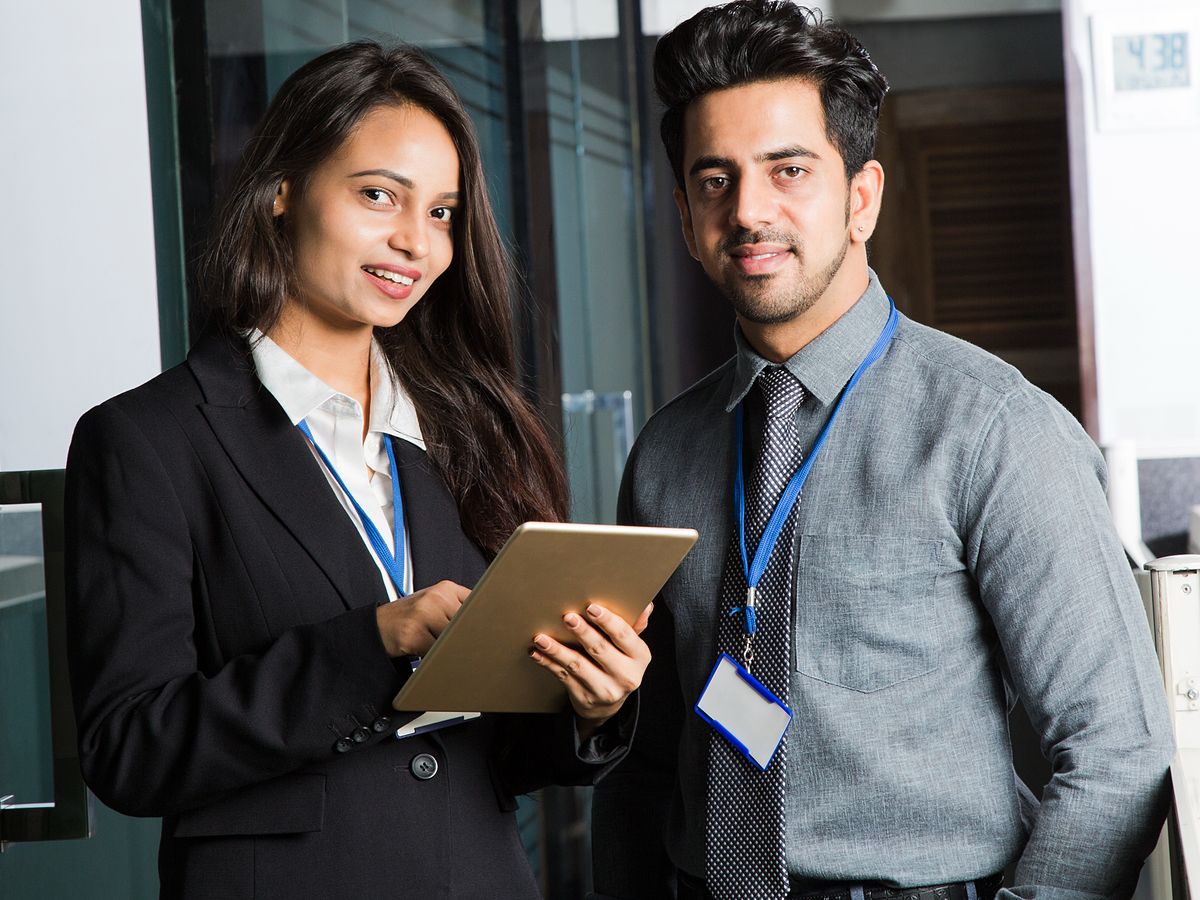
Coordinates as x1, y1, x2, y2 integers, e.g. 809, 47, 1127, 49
673, 186, 700, 261
849, 161, 884, 242
273, 180, 291, 217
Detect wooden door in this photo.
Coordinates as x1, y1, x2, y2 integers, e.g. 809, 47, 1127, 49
871, 85, 1082, 420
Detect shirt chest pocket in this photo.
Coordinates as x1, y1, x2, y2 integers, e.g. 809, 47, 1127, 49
792, 533, 945, 693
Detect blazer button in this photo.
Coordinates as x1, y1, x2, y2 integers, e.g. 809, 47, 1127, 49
351, 726, 371, 743
410, 753, 438, 780
372, 716, 392, 733
334, 737, 353, 753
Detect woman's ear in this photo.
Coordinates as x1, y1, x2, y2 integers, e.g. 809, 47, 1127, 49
273, 181, 290, 217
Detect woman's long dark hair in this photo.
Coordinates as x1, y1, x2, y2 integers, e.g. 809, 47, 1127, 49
200, 41, 567, 554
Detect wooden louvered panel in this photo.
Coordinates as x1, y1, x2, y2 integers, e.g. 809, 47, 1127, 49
872, 86, 1080, 418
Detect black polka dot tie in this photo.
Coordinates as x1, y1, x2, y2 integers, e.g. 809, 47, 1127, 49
705, 366, 805, 900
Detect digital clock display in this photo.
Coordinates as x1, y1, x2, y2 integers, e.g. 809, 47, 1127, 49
1113, 32, 1190, 91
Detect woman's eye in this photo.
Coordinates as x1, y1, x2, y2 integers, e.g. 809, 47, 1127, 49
362, 188, 392, 205
431, 206, 454, 223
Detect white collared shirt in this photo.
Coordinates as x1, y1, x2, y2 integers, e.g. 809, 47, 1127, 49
248, 330, 425, 601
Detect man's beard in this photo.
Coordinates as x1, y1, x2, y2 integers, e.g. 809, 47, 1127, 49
717, 228, 850, 326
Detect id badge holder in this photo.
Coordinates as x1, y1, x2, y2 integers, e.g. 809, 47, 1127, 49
695, 653, 792, 770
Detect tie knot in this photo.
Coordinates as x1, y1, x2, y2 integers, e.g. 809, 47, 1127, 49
757, 366, 805, 419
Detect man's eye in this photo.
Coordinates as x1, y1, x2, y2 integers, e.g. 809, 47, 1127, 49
431, 206, 454, 223
702, 176, 729, 191
780, 166, 804, 178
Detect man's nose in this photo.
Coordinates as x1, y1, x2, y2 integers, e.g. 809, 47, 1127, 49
729, 176, 776, 231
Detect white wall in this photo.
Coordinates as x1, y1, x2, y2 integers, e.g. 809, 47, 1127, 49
1064, 0, 1200, 448
0, 2, 162, 471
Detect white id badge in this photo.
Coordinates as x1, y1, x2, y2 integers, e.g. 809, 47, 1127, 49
695, 653, 792, 770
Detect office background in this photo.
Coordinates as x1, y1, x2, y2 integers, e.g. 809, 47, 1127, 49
4, 0, 1197, 896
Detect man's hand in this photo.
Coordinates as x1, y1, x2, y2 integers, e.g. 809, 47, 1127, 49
375, 580, 470, 657
530, 602, 654, 737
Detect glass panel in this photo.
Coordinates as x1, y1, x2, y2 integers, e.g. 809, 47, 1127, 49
544, 2, 651, 524
0, 501, 53, 805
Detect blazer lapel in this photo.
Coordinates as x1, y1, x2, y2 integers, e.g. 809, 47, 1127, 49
389, 438, 479, 590
188, 331, 389, 612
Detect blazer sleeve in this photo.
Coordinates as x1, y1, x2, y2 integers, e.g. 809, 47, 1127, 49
491, 696, 638, 802
65, 401, 405, 818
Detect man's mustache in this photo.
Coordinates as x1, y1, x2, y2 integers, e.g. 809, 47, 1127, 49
717, 228, 800, 253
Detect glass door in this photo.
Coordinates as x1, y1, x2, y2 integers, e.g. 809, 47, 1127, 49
0, 471, 161, 896
538, 0, 653, 524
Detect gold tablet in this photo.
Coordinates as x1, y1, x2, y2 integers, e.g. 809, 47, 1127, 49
391, 521, 699, 714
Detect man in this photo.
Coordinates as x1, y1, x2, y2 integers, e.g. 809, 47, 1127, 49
591, 3, 1174, 899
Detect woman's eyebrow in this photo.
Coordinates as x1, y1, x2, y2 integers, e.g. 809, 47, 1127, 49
348, 169, 459, 200
349, 168, 413, 188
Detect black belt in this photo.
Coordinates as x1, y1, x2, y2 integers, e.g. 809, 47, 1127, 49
677, 872, 1003, 900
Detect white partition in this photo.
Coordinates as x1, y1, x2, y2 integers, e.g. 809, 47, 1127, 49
0, 2, 162, 472
1143, 557, 1200, 896
1064, 0, 1200, 446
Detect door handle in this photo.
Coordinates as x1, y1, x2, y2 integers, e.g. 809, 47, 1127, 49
561, 390, 635, 489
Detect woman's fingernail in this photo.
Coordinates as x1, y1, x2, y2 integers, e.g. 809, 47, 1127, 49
530, 650, 543, 661
564, 613, 581, 627
533, 635, 551, 649
587, 604, 602, 617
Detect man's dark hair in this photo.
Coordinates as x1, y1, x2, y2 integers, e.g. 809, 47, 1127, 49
654, 1, 889, 187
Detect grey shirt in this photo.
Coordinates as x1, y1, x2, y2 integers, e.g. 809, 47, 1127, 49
592, 272, 1173, 899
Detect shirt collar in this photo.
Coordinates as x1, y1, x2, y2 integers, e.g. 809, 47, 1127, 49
726, 269, 891, 411
247, 330, 425, 448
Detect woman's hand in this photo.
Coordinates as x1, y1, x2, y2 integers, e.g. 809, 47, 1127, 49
376, 580, 471, 657
530, 602, 653, 738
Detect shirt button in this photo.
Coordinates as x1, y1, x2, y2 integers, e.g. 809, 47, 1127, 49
372, 716, 392, 733
351, 726, 371, 743
410, 753, 438, 780
334, 737, 353, 753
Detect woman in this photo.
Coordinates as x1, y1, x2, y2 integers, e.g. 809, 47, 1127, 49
64, 42, 647, 899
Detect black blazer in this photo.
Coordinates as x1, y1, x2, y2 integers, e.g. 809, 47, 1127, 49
65, 331, 628, 899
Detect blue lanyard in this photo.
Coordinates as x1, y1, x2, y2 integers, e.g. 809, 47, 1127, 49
733, 300, 898, 637
297, 419, 408, 597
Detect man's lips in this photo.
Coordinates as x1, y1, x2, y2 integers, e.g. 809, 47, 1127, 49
728, 244, 793, 275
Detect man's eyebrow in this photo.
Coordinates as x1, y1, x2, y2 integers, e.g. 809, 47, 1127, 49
347, 169, 460, 201
757, 145, 819, 163
688, 146, 820, 179
688, 155, 735, 178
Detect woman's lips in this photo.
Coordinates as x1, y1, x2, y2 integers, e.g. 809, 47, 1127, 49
362, 266, 417, 299
361, 263, 422, 300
